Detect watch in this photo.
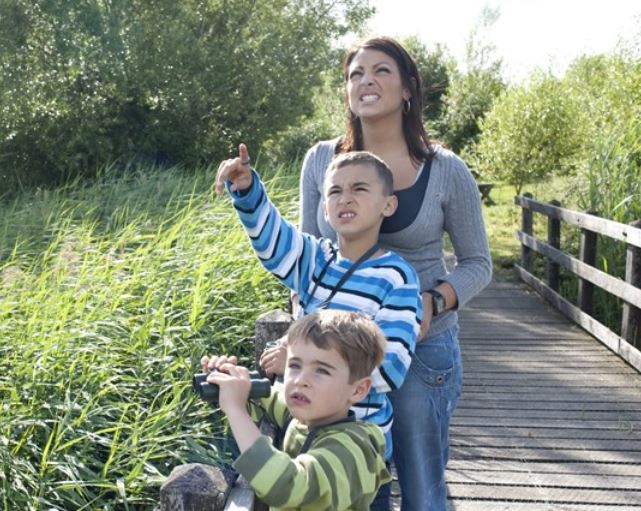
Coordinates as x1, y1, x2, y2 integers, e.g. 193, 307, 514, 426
429, 289, 446, 317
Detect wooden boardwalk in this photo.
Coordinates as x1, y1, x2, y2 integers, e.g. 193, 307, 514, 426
392, 279, 641, 510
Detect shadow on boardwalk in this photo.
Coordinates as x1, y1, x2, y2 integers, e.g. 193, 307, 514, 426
392, 278, 641, 511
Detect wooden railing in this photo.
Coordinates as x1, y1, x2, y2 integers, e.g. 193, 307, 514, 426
158, 310, 293, 511
514, 193, 641, 371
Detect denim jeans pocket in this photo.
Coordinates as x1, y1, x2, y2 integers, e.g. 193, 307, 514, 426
410, 328, 458, 390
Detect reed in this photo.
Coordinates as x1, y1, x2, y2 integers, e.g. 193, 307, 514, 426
0, 163, 296, 509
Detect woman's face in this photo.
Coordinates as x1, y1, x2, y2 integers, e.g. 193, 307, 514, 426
346, 48, 409, 123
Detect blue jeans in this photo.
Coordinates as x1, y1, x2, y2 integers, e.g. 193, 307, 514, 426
369, 468, 391, 511
389, 325, 462, 511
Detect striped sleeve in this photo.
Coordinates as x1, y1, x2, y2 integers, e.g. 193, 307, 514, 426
232, 424, 390, 510
370, 261, 422, 393
248, 388, 290, 429
228, 171, 328, 297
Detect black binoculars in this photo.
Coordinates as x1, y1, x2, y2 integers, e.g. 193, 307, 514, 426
192, 371, 272, 403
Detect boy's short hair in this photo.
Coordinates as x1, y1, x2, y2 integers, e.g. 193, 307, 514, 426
326, 151, 394, 196
286, 310, 386, 382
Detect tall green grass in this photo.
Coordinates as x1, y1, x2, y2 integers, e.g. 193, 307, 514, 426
1, 164, 296, 509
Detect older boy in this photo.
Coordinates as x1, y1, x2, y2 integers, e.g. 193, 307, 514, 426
203, 310, 391, 510
214, 144, 421, 462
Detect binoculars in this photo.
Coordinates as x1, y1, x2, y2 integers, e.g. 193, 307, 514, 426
192, 371, 272, 403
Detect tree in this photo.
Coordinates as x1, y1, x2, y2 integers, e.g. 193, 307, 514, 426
0, 0, 372, 194
436, 5, 505, 154
401, 36, 454, 123
472, 73, 583, 194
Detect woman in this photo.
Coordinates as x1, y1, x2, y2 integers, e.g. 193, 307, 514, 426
298, 36, 492, 510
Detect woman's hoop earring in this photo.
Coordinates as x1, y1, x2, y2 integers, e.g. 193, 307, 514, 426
403, 98, 411, 114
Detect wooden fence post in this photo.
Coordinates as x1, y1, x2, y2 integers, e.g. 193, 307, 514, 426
547, 200, 561, 291
252, 310, 293, 511
254, 309, 293, 376
521, 192, 533, 272
621, 219, 641, 348
577, 211, 598, 315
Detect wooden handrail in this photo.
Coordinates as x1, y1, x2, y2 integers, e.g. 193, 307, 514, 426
514, 193, 641, 371
515, 195, 641, 248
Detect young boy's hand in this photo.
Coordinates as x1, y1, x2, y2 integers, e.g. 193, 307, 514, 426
201, 354, 238, 374
259, 338, 287, 377
214, 143, 253, 194
206, 363, 252, 414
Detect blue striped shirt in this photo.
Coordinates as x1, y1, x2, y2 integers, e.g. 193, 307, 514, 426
229, 172, 422, 458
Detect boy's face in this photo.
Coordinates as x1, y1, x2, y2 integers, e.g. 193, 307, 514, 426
323, 163, 397, 241
284, 338, 370, 427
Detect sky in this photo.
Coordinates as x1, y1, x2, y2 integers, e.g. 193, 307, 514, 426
361, 0, 641, 82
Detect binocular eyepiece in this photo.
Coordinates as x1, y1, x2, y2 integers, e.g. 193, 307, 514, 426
192, 371, 272, 403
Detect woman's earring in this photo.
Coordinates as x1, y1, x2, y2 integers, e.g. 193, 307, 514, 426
403, 98, 411, 114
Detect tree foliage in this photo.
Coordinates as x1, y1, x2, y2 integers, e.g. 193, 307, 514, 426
472, 73, 584, 194
0, 0, 372, 193
400, 36, 454, 123
435, 5, 505, 154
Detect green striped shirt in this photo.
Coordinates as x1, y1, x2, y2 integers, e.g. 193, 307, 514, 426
234, 390, 391, 510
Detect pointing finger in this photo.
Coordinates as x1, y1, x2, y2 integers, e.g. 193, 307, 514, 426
238, 143, 251, 166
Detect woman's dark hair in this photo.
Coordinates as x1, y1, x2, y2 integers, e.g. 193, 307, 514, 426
337, 36, 435, 165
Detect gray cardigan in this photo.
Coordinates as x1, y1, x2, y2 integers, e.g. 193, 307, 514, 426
298, 138, 492, 339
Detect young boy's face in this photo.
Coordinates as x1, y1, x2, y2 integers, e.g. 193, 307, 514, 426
284, 338, 370, 427
323, 163, 397, 241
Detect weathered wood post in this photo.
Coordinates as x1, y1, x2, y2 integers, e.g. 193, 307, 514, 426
622, 220, 641, 348
160, 309, 293, 511
521, 192, 534, 272
254, 309, 293, 376
577, 211, 598, 315
547, 200, 561, 292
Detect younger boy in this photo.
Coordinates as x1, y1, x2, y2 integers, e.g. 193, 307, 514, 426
214, 144, 422, 461
202, 310, 391, 510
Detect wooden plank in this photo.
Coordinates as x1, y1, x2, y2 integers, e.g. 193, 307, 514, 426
224, 485, 255, 511
451, 408, 641, 421
514, 194, 641, 248
447, 458, 641, 477
457, 399, 641, 412
459, 322, 590, 338
447, 469, 641, 490
466, 299, 550, 310
451, 435, 641, 451
451, 445, 641, 464
451, 416, 641, 430
462, 373, 641, 383
517, 231, 641, 308
451, 425, 641, 441
446, 500, 641, 511
447, 483, 641, 505
515, 265, 641, 372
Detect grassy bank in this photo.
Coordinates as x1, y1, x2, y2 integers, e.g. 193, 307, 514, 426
0, 165, 297, 509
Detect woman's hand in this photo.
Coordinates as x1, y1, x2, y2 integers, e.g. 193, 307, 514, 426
214, 143, 253, 194
259, 337, 287, 377
420, 292, 433, 339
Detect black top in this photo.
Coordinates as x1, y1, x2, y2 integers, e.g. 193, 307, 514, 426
380, 158, 432, 233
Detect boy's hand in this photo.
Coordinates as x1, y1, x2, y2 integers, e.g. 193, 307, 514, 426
201, 354, 238, 374
214, 143, 253, 194
259, 338, 287, 377
206, 363, 252, 414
